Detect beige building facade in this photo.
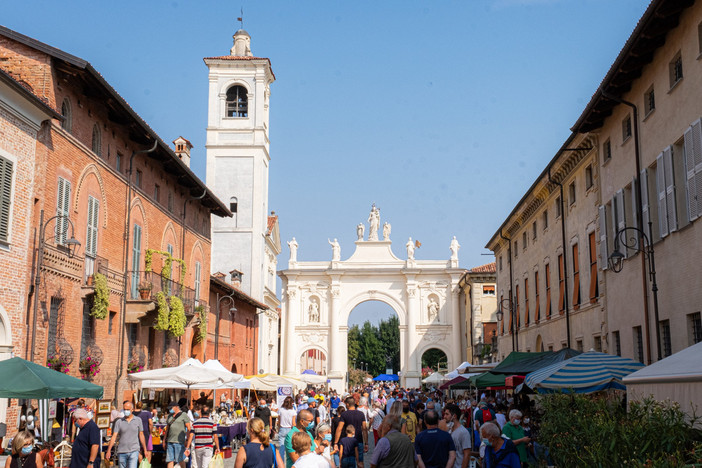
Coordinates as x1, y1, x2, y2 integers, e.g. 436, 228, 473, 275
459, 263, 499, 364
487, 0, 702, 365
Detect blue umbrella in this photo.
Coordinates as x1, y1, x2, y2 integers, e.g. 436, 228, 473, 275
373, 374, 399, 381
524, 351, 644, 394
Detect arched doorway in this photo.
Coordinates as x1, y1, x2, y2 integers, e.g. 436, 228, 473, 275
231, 363, 237, 373
535, 335, 544, 352
300, 348, 327, 375
421, 348, 448, 376
347, 301, 400, 377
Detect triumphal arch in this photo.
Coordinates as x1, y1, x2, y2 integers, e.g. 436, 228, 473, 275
279, 206, 465, 391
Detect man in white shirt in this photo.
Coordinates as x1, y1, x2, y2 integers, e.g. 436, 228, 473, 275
443, 403, 472, 468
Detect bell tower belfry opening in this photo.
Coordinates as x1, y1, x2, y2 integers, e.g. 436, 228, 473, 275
279, 207, 465, 391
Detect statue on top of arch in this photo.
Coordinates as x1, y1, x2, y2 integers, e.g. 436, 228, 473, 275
367, 204, 380, 241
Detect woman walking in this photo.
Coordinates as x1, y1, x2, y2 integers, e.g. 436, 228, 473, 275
234, 418, 284, 468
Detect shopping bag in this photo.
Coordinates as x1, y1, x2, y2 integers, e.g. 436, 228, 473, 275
138, 458, 151, 468
208, 453, 224, 468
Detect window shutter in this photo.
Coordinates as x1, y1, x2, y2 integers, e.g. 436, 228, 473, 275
86, 196, 99, 256
130, 224, 142, 299
663, 146, 677, 234
599, 205, 608, 270
615, 190, 628, 258
640, 169, 650, 233
656, 153, 669, 238
0, 157, 13, 243
684, 120, 702, 221
56, 178, 71, 244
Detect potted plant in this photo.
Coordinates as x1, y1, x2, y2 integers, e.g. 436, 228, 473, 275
79, 356, 100, 381
138, 280, 152, 300
127, 361, 144, 374
86, 274, 95, 286
47, 355, 69, 374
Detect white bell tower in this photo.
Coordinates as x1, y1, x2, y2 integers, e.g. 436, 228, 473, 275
205, 30, 280, 372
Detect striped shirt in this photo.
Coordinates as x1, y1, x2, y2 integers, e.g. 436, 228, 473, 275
191, 417, 218, 449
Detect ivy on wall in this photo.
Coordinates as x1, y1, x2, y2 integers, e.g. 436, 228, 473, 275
168, 296, 186, 337
144, 249, 187, 286
90, 273, 109, 319
195, 305, 207, 343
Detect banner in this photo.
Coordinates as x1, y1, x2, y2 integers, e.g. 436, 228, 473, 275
277, 385, 293, 409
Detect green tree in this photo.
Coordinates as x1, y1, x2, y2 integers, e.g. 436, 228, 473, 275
359, 321, 384, 375
347, 324, 361, 368
378, 315, 400, 373
421, 348, 448, 372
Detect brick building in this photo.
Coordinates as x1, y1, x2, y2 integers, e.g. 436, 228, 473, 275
205, 272, 267, 376
0, 26, 230, 400
0, 66, 62, 427
458, 262, 498, 364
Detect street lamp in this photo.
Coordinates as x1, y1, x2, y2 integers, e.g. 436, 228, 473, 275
608, 224, 661, 361
353, 358, 356, 369
30, 210, 81, 362
214, 292, 237, 360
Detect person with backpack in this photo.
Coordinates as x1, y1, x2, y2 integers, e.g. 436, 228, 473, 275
480, 422, 520, 468
400, 401, 418, 444
473, 401, 495, 450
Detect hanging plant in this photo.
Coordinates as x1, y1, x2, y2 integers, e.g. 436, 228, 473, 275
168, 296, 186, 337
195, 305, 207, 343
144, 249, 154, 273
127, 361, 144, 374
154, 291, 169, 331
79, 357, 100, 380
47, 355, 69, 374
90, 273, 110, 319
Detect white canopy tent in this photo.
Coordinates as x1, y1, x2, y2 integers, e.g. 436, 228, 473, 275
422, 372, 446, 384
128, 358, 245, 389
623, 341, 702, 420
245, 374, 304, 392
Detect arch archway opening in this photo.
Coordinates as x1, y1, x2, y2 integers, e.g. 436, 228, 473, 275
421, 348, 448, 377
347, 300, 400, 385
300, 349, 327, 375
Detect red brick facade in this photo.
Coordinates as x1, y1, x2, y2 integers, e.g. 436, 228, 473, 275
0, 27, 230, 402
206, 275, 262, 376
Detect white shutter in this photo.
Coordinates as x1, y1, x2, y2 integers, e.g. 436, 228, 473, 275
656, 153, 669, 238
695, 120, 702, 220
56, 177, 71, 244
684, 123, 699, 221
195, 261, 201, 303
86, 196, 99, 256
599, 205, 608, 269
663, 146, 678, 234
130, 224, 142, 299
640, 168, 650, 235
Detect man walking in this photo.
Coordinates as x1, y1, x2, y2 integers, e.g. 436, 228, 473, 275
284, 409, 320, 468
69, 409, 100, 468
334, 398, 368, 466
254, 399, 272, 435
443, 404, 472, 468
163, 401, 192, 468
415, 410, 456, 468
106, 401, 149, 468
186, 407, 219, 468
370, 415, 415, 468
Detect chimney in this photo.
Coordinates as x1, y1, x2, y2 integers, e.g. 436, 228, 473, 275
173, 136, 192, 168
213, 272, 226, 280
230, 269, 243, 288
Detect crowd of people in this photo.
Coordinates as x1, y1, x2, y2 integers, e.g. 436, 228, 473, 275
4, 384, 553, 468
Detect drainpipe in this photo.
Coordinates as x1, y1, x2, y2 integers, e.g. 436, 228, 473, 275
499, 230, 516, 351
602, 91, 654, 364
548, 165, 572, 349
116, 140, 158, 399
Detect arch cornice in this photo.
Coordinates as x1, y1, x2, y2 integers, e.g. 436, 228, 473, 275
74, 163, 108, 228
130, 197, 149, 248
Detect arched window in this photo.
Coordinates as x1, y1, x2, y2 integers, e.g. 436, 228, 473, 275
91, 124, 102, 156
61, 98, 72, 132
226, 86, 248, 118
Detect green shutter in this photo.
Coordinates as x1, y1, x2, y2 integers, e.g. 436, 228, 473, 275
0, 157, 13, 243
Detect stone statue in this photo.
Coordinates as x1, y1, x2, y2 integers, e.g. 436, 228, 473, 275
308, 300, 320, 322
328, 238, 340, 261
368, 204, 380, 241
427, 297, 439, 321
356, 223, 365, 241
287, 237, 298, 263
450, 236, 460, 260
382, 222, 391, 241
406, 237, 415, 260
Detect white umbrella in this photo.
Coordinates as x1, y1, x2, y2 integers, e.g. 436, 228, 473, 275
128, 358, 225, 389
422, 372, 446, 384
202, 359, 245, 385
245, 374, 304, 391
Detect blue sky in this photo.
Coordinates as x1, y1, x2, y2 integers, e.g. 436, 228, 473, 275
4, 1, 649, 326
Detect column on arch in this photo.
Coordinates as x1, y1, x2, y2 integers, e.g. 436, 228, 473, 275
283, 286, 299, 375
449, 281, 462, 369
328, 286, 345, 376
405, 285, 420, 381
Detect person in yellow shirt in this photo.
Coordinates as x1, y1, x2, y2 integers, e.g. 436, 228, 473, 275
400, 401, 418, 443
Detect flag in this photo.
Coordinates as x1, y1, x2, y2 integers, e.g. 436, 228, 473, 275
237, 17, 242, 21
415, 240, 422, 248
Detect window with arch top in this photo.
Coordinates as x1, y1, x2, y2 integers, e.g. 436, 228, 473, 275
226, 86, 248, 118
61, 98, 72, 133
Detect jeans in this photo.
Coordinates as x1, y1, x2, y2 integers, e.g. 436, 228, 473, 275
278, 427, 291, 460
118, 451, 139, 468
340, 457, 357, 468
357, 442, 364, 463
194, 447, 213, 468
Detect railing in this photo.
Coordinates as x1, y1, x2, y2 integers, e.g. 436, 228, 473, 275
128, 270, 198, 314
84, 255, 109, 285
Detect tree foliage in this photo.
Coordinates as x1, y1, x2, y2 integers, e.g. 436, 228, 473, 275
348, 316, 400, 377
421, 348, 448, 372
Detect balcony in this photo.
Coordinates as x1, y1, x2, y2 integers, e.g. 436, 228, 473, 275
126, 270, 202, 322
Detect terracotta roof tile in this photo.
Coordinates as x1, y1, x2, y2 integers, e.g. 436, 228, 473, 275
470, 262, 496, 274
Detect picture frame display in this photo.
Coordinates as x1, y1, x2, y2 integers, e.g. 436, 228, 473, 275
96, 415, 110, 429
97, 401, 111, 414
